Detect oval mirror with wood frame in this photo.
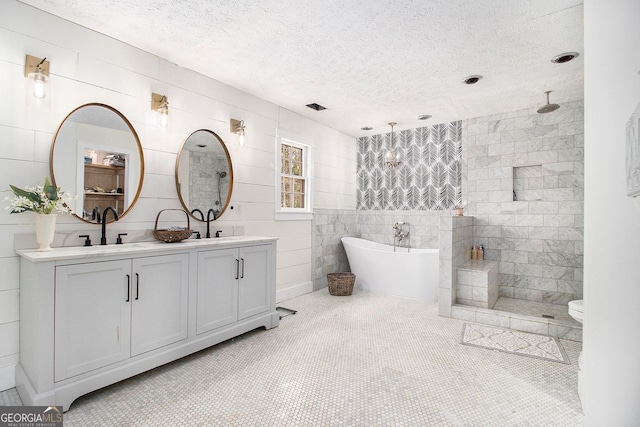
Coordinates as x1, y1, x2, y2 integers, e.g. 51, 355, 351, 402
176, 129, 233, 221
50, 103, 145, 224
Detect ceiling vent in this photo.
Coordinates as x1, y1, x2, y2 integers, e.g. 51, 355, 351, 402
462, 75, 482, 85
306, 103, 326, 111
551, 52, 579, 64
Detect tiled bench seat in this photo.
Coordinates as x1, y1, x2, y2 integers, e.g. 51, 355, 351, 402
456, 259, 499, 309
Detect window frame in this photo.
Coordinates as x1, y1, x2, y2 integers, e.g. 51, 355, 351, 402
275, 130, 313, 221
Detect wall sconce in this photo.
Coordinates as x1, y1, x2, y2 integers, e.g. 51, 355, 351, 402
151, 93, 169, 127
24, 54, 50, 100
231, 118, 246, 146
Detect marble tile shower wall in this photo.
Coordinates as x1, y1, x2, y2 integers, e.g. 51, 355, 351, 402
438, 216, 474, 316
189, 151, 217, 211
464, 101, 584, 305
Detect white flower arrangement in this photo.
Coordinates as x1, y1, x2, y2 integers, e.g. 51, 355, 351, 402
4, 177, 74, 215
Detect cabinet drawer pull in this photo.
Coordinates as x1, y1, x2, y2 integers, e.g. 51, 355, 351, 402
241, 258, 245, 279
126, 274, 130, 302
135, 273, 140, 300
235, 259, 239, 280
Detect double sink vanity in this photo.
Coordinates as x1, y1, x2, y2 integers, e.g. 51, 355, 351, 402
16, 236, 279, 411
15, 102, 279, 410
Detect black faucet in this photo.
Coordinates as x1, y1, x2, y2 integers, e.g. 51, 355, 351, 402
91, 207, 101, 223
206, 209, 217, 238
191, 208, 204, 221
100, 206, 119, 245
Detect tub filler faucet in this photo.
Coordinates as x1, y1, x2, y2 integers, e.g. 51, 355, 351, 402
393, 222, 411, 252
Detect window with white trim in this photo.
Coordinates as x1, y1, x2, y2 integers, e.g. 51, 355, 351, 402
275, 131, 313, 220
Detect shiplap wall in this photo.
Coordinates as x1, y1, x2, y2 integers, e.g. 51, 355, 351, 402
0, 0, 356, 390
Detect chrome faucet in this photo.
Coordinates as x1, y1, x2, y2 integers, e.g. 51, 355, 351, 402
393, 222, 411, 252
100, 206, 119, 245
206, 209, 217, 238
394, 222, 409, 240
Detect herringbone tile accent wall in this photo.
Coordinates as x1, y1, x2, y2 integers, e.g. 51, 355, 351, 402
356, 121, 462, 210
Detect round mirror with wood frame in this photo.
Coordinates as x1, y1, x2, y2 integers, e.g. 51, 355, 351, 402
175, 129, 233, 221
50, 103, 145, 224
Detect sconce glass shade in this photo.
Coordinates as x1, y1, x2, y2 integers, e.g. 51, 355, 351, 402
152, 93, 169, 128
24, 55, 50, 105
158, 104, 169, 128
231, 118, 246, 146
29, 68, 48, 99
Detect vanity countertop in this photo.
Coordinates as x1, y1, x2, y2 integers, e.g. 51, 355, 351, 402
17, 235, 277, 262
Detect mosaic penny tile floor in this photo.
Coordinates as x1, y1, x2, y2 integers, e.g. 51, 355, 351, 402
0, 289, 583, 426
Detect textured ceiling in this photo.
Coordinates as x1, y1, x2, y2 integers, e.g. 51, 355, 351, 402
18, 0, 584, 137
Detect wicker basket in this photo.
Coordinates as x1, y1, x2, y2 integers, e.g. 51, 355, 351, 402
153, 209, 193, 243
327, 272, 355, 296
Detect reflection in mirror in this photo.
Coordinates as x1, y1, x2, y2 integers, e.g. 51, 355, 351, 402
50, 104, 144, 223
176, 129, 233, 221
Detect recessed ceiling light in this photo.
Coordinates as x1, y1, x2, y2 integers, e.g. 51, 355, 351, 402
417, 114, 432, 120
551, 52, 579, 64
306, 103, 326, 111
360, 126, 373, 131
462, 75, 482, 85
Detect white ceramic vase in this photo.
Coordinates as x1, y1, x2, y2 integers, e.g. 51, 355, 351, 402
35, 214, 57, 251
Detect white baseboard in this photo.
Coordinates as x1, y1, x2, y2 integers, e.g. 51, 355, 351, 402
0, 364, 16, 391
276, 281, 313, 303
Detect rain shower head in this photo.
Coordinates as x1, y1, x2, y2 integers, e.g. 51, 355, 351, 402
537, 91, 560, 114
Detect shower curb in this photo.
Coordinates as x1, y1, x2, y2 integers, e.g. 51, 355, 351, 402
451, 303, 582, 342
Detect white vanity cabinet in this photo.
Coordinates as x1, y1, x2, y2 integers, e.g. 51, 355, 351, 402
54, 260, 131, 382
54, 254, 189, 382
197, 245, 271, 334
16, 237, 278, 411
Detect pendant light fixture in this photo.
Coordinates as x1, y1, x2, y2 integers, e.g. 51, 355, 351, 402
385, 122, 401, 169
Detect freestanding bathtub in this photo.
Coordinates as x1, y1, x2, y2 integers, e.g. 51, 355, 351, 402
341, 237, 439, 301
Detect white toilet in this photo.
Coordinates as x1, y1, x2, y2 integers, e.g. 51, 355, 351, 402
568, 299, 584, 410
568, 299, 584, 323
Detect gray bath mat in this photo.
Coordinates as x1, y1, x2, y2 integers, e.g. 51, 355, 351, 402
460, 323, 570, 364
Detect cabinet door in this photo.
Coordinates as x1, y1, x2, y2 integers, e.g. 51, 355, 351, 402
238, 245, 271, 320
131, 253, 189, 356
55, 260, 131, 382
197, 248, 238, 334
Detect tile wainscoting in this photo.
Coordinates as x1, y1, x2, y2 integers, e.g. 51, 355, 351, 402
312, 209, 446, 290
